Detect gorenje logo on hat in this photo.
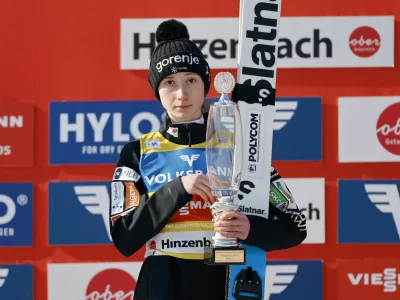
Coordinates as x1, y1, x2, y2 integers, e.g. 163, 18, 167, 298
156, 53, 200, 72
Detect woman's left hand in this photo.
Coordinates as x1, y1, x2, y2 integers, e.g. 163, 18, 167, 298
214, 211, 250, 241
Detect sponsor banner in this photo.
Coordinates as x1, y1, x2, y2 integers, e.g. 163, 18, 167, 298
338, 96, 400, 162
0, 102, 34, 167
338, 180, 400, 243
49, 182, 112, 245
121, 16, 394, 70
0, 183, 33, 246
265, 260, 323, 300
284, 178, 325, 244
270, 97, 322, 161
0, 264, 33, 300
47, 262, 142, 300
337, 259, 400, 299
49, 101, 166, 165
47, 260, 321, 300
50, 98, 321, 165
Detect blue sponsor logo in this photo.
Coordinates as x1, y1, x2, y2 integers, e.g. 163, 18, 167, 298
271, 97, 322, 161
338, 180, 400, 244
49, 182, 112, 245
49, 101, 166, 165
0, 264, 33, 300
113, 167, 122, 180
0, 183, 33, 246
265, 260, 322, 300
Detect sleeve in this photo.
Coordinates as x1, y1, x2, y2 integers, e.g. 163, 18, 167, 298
241, 167, 307, 252
109, 141, 192, 257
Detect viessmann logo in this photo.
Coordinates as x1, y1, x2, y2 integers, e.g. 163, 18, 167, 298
348, 268, 400, 293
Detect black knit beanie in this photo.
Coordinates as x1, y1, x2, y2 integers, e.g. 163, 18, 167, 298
148, 19, 211, 100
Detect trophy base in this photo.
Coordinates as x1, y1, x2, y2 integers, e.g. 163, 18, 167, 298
204, 245, 246, 265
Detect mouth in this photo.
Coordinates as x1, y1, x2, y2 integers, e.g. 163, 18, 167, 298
174, 104, 192, 110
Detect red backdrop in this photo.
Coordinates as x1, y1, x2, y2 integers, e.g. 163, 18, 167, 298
0, 0, 399, 299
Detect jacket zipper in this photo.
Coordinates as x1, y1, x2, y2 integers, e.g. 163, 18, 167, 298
186, 123, 192, 147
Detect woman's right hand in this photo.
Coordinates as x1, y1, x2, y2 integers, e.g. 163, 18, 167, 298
180, 174, 216, 205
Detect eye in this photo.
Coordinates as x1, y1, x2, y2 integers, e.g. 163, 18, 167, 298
187, 78, 196, 83
165, 80, 174, 85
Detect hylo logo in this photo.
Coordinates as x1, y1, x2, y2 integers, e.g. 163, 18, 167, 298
86, 269, 136, 300
0, 194, 28, 237
376, 102, 400, 156
349, 26, 381, 58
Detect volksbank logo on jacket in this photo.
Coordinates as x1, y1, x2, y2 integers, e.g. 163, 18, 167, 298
338, 180, 400, 243
265, 261, 322, 300
49, 98, 321, 165
0, 265, 33, 300
0, 183, 33, 246
49, 182, 112, 245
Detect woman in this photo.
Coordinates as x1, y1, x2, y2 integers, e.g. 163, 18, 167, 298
109, 19, 307, 300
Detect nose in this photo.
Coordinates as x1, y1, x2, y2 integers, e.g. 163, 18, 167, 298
176, 84, 189, 101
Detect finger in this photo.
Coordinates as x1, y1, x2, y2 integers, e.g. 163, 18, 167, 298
215, 219, 242, 227
192, 187, 210, 205
215, 225, 240, 232
219, 211, 243, 221
197, 183, 215, 204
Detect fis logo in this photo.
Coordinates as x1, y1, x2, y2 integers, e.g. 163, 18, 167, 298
0, 265, 33, 300
339, 180, 400, 243
180, 154, 200, 167
272, 98, 322, 161
0, 268, 8, 288
265, 261, 322, 300
49, 182, 112, 245
273, 101, 298, 130
265, 265, 298, 299
75, 186, 112, 241
366, 184, 400, 239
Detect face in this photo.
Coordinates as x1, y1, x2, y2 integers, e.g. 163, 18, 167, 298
158, 72, 205, 123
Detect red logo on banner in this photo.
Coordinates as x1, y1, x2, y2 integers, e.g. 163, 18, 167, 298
376, 102, 400, 156
86, 268, 136, 300
0, 102, 34, 166
338, 259, 400, 300
349, 26, 381, 57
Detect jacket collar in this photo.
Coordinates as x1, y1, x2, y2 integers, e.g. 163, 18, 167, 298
159, 112, 208, 146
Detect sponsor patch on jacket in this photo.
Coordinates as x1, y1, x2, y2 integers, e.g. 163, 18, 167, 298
111, 182, 124, 215
113, 167, 141, 182
124, 182, 140, 209
167, 127, 178, 137
146, 138, 161, 149
271, 178, 298, 210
